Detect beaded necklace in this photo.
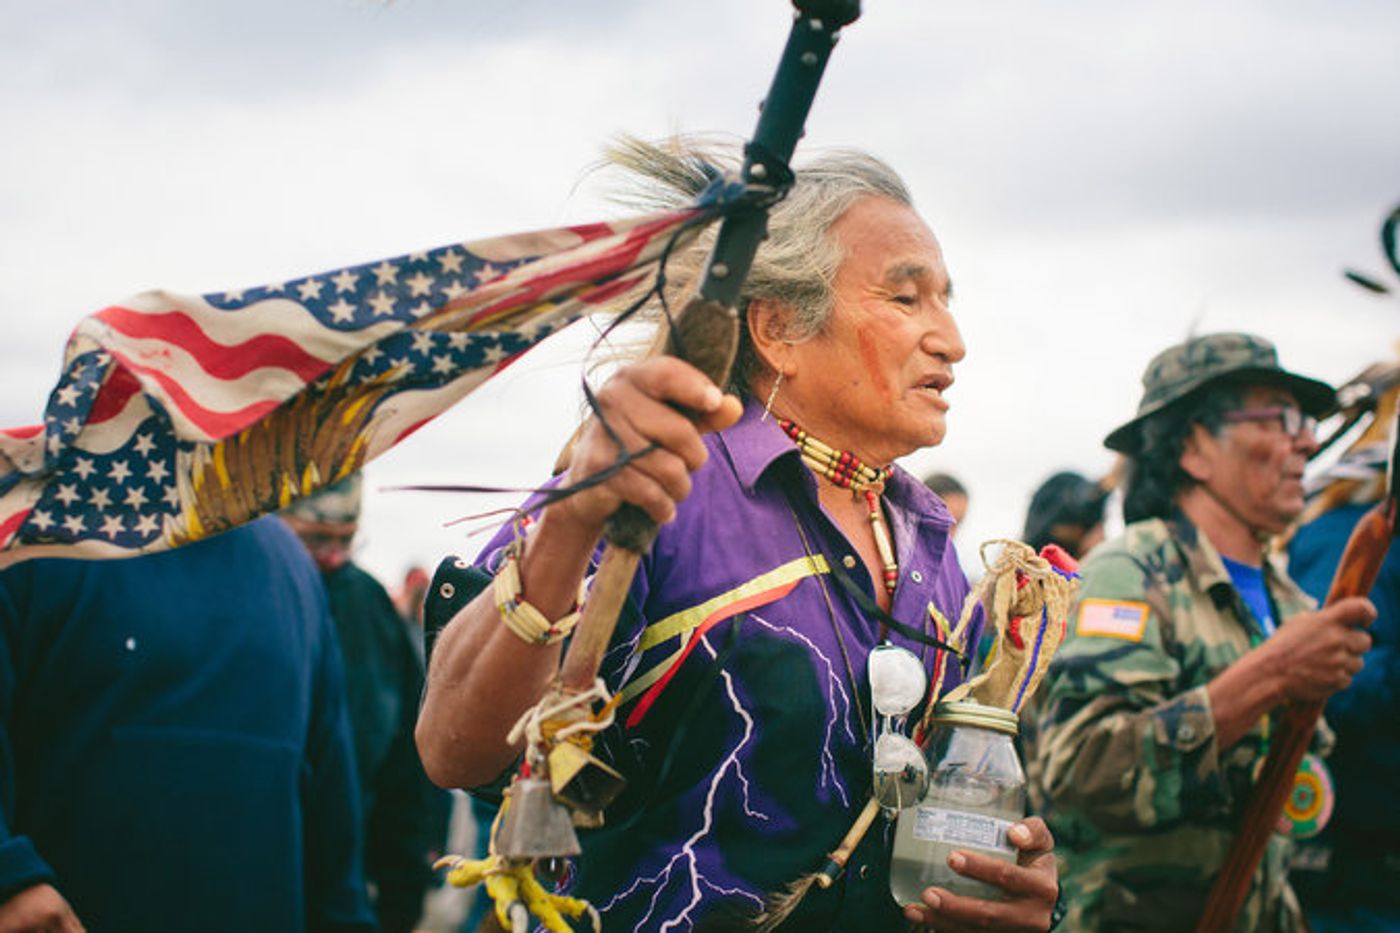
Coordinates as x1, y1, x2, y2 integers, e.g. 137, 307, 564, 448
779, 419, 899, 595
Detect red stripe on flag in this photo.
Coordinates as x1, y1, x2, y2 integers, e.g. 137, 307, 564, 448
579, 274, 647, 306
87, 365, 143, 425
0, 508, 32, 550
110, 351, 281, 439
0, 425, 43, 439
96, 307, 331, 382
463, 213, 695, 329
624, 579, 800, 730
566, 222, 618, 243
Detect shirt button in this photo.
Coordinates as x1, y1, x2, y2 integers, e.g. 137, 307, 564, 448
910, 570, 924, 583
842, 555, 857, 569
857, 864, 870, 880
1179, 724, 1196, 742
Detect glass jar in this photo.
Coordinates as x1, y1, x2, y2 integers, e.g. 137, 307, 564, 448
888, 700, 1026, 906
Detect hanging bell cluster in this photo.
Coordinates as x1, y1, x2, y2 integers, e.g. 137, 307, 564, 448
437, 680, 624, 932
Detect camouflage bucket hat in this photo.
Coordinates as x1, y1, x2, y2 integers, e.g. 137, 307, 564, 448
1104, 332, 1335, 453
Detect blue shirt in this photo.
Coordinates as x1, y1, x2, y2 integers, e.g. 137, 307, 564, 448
1221, 555, 1277, 637
0, 518, 374, 932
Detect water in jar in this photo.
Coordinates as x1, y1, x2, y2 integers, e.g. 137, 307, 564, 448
889, 713, 1026, 905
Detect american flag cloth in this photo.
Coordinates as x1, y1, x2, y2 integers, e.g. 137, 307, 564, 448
0, 205, 720, 567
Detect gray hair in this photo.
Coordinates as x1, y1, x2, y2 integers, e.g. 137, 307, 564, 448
602, 136, 914, 396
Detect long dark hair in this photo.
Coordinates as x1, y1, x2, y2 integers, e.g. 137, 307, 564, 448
1121, 381, 1246, 523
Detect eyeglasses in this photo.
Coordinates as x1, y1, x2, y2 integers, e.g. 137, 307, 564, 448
1221, 406, 1317, 439
868, 643, 929, 812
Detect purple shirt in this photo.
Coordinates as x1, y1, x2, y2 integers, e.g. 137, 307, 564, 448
469, 399, 977, 930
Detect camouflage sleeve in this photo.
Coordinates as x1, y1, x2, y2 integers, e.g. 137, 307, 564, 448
1032, 551, 1230, 833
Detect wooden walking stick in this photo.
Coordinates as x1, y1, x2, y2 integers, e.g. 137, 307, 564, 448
1195, 409, 1399, 931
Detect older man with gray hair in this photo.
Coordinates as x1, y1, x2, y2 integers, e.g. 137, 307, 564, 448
1028, 332, 1376, 930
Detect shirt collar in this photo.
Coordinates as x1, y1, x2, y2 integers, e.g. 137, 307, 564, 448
718, 396, 807, 493
1165, 510, 1300, 633
717, 396, 956, 534
1166, 510, 1235, 599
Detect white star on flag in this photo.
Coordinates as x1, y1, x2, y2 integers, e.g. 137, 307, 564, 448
327, 301, 358, 326
331, 269, 359, 293
368, 292, 397, 317
327, 299, 357, 323
372, 260, 399, 285
439, 249, 465, 274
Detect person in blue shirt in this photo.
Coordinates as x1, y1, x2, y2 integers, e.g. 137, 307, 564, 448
0, 517, 374, 933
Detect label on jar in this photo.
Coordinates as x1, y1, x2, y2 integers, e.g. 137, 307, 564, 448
910, 806, 1016, 855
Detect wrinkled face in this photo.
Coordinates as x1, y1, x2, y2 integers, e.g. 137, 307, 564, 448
1196, 385, 1319, 533
784, 196, 965, 464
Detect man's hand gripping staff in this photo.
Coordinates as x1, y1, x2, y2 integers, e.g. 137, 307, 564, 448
433, 2, 864, 929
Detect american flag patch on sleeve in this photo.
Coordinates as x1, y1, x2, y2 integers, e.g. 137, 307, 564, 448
1076, 599, 1149, 641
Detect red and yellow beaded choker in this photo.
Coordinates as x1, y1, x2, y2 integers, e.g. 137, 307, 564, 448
779, 419, 899, 595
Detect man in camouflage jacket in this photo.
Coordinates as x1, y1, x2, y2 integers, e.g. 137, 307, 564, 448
1027, 333, 1376, 931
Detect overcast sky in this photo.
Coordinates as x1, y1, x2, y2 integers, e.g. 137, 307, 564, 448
3, 0, 1397, 587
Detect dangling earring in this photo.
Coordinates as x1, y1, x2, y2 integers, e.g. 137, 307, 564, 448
761, 371, 784, 422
